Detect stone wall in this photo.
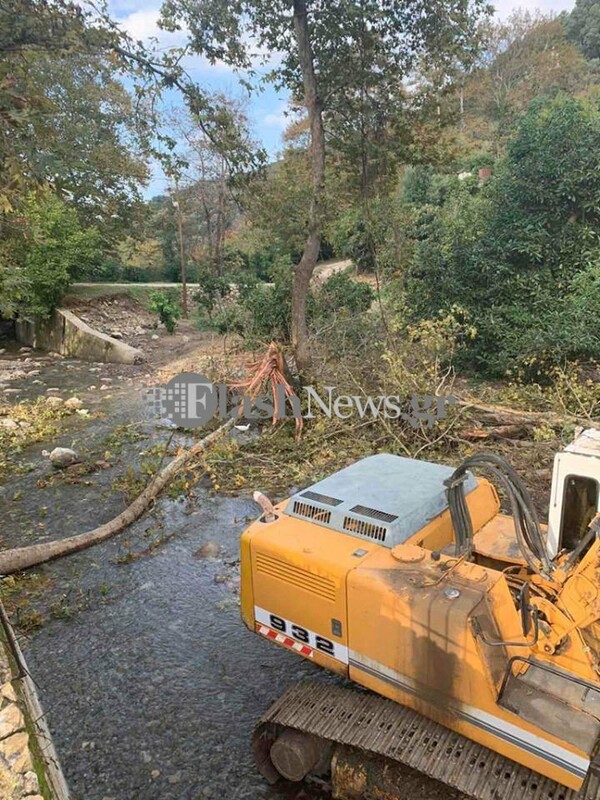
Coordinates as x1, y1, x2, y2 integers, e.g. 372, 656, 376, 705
15, 309, 143, 365
0, 610, 70, 800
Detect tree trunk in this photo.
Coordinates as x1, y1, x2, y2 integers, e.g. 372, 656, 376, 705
174, 178, 188, 318
291, 0, 325, 378
215, 171, 225, 276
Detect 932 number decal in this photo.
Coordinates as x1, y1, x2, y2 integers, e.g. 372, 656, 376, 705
269, 614, 335, 656
254, 606, 348, 664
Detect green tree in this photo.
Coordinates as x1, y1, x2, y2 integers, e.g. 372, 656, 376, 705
7, 193, 102, 318
460, 12, 590, 155
567, 0, 600, 60
161, 0, 490, 376
0, 0, 260, 215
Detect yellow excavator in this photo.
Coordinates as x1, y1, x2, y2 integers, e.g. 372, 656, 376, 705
240, 428, 600, 800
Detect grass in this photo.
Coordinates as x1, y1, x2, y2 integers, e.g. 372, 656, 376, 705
0, 398, 91, 482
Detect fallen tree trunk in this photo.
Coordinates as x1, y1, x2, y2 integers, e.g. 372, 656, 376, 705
456, 396, 600, 431
0, 419, 235, 576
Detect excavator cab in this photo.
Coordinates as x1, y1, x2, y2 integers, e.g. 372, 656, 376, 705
241, 429, 600, 800
547, 428, 600, 558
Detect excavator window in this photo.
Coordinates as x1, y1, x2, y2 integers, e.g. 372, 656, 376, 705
559, 475, 599, 552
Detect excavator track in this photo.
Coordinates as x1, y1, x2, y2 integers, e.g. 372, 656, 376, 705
253, 681, 600, 800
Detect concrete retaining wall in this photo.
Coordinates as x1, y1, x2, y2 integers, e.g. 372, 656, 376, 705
15, 309, 143, 365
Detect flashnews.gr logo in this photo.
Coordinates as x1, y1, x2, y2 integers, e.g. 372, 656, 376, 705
147, 372, 218, 428
146, 372, 456, 430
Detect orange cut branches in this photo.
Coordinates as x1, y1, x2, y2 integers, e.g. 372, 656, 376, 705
230, 342, 303, 440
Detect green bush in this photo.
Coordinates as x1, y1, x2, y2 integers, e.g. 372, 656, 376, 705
149, 291, 181, 333
315, 271, 374, 316
192, 269, 232, 318
8, 193, 102, 318
240, 257, 295, 341
210, 303, 251, 336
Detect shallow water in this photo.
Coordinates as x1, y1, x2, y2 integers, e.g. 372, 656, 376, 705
0, 344, 328, 800
24, 492, 329, 800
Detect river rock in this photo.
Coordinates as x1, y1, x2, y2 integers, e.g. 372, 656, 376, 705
0, 703, 24, 739
22, 769, 39, 794
0, 419, 19, 431
194, 542, 219, 559
0, 683, 16, 704
64, 397, 83, 410
45, 397, 63, 409
47, 447, 80, 468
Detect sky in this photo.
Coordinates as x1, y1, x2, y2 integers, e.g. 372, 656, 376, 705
105, 0, 577, 198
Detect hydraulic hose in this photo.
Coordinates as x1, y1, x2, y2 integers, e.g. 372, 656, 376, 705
444, 452, 552, 578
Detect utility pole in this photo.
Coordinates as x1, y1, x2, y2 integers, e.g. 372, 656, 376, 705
172, 178, 188, 318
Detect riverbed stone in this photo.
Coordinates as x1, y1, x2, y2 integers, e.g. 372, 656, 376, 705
44, 396, 63, 409
194, 542, 219, 559
0, 419, 19, 431
22, 770, 39, 794
0, 703, 25, 740
1, 682, 17, 704
0, 731, 33, 773
48, 447, 79, 468
64, 396, 83, 410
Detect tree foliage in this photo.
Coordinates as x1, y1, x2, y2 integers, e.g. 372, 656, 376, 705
406, 94, 600, 376
3, 193, 102, 318
567, 0, 600, 60
459, 11, 591, 155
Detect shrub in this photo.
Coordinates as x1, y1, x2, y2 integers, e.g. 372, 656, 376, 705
240, 257, 295, 341
315, 271, 374, 316
192, 269, 232, 318
149, 291, 181, 333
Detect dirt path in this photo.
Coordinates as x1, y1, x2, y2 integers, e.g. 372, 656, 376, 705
312, 258, 353, 283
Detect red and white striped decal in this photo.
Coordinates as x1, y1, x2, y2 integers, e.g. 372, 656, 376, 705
254, 606, 348, 663
256, 624, 314, 657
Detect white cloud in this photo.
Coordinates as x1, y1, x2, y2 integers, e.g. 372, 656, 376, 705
117, 6, 186, 46
264, 109, 289, 129
492, 0, 575, 17
114, 5, 237, 76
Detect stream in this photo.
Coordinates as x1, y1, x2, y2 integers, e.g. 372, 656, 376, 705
0, 342, 328, 800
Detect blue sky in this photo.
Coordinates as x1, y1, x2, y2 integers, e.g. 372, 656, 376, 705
106, 0, 577, 198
